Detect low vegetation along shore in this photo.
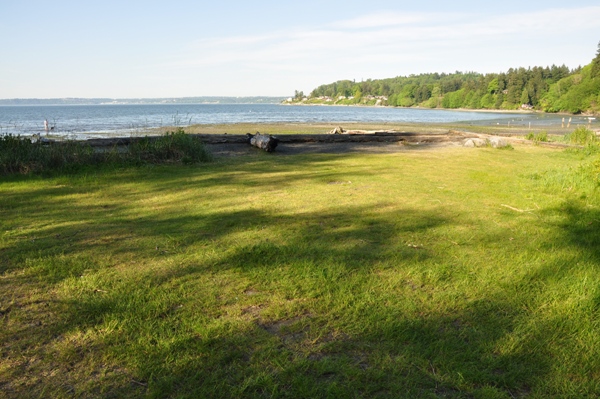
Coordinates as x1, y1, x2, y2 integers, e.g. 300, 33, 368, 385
2, 125, 600, 397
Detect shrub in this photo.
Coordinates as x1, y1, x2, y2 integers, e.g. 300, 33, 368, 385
0, 129, 211, 175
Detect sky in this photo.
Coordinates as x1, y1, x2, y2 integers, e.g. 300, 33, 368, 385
1, 0, 599, 99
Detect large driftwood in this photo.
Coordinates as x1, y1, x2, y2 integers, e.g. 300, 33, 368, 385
246, 132, 279, 152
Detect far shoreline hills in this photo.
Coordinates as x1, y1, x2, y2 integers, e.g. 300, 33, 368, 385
0, 97, 286, 106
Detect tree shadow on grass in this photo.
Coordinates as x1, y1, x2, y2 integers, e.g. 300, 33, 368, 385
0, 179, 452, 397
54, 266, 553, 398
2, 155, 593, 398
0, 152, 417, 276
553, 199, 600, 264
2, 202, 555, 398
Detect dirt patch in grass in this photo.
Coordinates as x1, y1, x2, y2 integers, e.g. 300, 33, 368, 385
206, 141, 460, 157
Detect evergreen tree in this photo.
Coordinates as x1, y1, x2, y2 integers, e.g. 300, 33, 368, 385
592, 41, 600, 78
520, 88, 530, 105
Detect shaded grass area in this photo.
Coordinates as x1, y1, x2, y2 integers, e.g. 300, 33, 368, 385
1, 145, 600, 397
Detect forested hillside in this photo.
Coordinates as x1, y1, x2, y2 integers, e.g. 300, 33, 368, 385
292, 43, 600, 115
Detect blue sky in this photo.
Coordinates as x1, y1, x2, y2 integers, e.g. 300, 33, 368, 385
1, 1, 599, 99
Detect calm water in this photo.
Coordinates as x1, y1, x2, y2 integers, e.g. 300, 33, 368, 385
0, 103, 594, 139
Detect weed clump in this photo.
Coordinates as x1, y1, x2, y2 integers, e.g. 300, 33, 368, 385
0, 129, 211, 175
0, 135, 97, 175
130, 129, 212, 165
532, 126, 600, 193
564, 126, 597, 145
525, 131, 549, 143
563, 126, 600, 155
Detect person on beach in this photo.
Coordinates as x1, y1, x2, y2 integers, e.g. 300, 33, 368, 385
44, 119, 49, 132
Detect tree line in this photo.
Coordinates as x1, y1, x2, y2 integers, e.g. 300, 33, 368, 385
302, 43, 600, 114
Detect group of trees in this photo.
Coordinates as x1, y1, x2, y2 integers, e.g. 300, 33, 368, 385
304, 43, 600, 114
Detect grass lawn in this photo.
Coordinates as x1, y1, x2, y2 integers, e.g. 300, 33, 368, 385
1, 143, 600, 398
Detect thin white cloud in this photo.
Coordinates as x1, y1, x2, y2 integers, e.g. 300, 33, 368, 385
153, 6, 600, 79
457, 6, 600, 37
331, 11, 447, 29
190, 33, 279, 48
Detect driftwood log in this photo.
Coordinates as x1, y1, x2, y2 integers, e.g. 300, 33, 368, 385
329, 126, 346, 134
246, 132, 279, 152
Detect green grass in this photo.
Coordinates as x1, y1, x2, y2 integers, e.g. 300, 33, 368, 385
2, 143, 600, 398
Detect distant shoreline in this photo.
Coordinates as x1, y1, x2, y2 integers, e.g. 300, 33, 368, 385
281, 101, 586, 116
0, 97, 287, 106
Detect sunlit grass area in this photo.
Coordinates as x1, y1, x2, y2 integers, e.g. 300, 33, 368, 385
2, 143, 600, 398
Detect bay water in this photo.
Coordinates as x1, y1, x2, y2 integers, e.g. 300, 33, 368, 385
0, 103, 592, 140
